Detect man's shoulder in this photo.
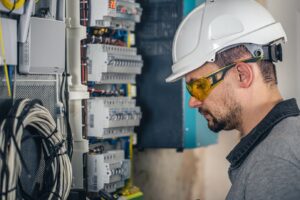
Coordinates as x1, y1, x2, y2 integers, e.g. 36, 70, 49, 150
269, 115, 300, 145
255, 115, 300, 162
226, 115, 300, 200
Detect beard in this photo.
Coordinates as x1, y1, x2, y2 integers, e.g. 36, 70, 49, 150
200, 96, 242, 133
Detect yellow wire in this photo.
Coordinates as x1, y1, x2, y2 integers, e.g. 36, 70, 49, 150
0, 0, 25, 10
129, 134, 133, 186
127, 83, 131, 97
0, 17, 12, 97
127, 31, 131, 48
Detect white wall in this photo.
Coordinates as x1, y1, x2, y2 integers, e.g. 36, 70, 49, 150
265, 0, 300, 101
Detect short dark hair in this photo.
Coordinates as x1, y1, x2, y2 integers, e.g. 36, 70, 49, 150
214, 45, 278, 85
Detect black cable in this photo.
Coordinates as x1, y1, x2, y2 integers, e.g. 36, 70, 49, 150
7, 0, 17, 16
59, 71, 74, 159
63, 58, 74, 159
1, 99, 23, 199
18, 132, 60, 200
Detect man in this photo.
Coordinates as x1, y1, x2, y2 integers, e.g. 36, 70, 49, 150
166, 0, 300, 199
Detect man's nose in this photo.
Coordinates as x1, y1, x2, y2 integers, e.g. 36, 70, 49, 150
188, 96, 203, 108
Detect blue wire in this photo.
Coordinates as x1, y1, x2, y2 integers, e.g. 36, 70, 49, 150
8, 65, 13, 94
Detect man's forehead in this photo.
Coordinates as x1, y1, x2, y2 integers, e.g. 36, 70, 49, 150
185, 62, 218, 83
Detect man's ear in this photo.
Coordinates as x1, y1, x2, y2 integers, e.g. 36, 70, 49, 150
235, 62, 253, 88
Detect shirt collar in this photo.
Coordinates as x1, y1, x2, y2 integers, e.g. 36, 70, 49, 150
226, 98, 300, 169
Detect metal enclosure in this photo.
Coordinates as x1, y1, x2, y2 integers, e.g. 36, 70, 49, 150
135, 0, 184, 150
136, 0, 218, 150
19, 17, 65, 74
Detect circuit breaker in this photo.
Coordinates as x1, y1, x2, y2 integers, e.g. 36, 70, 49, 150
87, 97, 141, 138
87, 150, 130, 193
89, 0, 142, 29
86, 44, 143, 82
87, 44, 143, 76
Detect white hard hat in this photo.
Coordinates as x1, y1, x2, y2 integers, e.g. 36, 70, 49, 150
166, 0, 287, 82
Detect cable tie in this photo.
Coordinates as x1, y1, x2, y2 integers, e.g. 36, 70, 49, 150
62, 72, 71, 77
45, 127, 58, 140
0, 187, 16, 195
46, 140, 66, 160
56, 151, 67, 157
7, 0, 17, 16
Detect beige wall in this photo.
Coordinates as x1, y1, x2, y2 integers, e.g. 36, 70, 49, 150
133, 148, 205, 200
256, 0, 266, 6
133, 131, 239, 200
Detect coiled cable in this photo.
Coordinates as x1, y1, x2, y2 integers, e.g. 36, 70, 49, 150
0, 99, 72, 200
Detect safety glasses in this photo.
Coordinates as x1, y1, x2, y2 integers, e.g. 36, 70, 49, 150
186, 56, 262, 101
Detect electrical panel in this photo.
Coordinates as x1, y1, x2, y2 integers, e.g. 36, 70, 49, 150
19, 17, 65, 74
135, 0, 185, 149
80, 0, 144, 197
87, 97, 141, 138
89, 0, 142, 30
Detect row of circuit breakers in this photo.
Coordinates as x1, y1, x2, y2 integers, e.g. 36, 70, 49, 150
87, 44, 143, 83
0, 0, 143, 195
85, 0, 143, 194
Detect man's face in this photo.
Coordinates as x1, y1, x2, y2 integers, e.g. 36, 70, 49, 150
185, 63, 242, 132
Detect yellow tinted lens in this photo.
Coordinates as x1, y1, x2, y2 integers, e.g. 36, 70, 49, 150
186, 78, 212, 101
186, 84, 193, 96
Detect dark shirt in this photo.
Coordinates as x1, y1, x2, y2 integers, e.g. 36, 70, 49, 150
226, 99, 300, 200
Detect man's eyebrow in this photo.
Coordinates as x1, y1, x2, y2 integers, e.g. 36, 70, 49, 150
186, 78, 197, 84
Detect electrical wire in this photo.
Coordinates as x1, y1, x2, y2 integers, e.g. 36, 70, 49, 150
127, 31, 131, 48
0, 99, 72, 200
59, 72, 73, 159
61, 57, 73, 158
0, 17, 12, 97
0, 0, 25, 10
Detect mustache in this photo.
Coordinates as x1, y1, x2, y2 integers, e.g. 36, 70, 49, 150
198, 108, 213, 117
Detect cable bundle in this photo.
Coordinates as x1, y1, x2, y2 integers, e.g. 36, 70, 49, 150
0, 99, 72, 200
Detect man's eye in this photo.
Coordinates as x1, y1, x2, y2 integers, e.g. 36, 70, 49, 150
215, 72, 223, 81
197, 81, 208, 90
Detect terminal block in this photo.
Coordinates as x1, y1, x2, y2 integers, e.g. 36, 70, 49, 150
93, 72, 136, 84
86, 44, 143, 83
87, 97, 141, 138
89, 0, 142, 30
87, 150, 130, 193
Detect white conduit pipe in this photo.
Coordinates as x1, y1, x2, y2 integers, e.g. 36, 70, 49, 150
66, 0, 89, 189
